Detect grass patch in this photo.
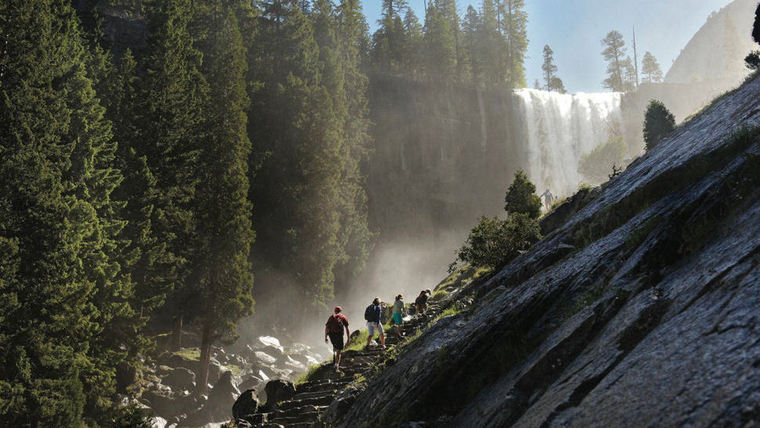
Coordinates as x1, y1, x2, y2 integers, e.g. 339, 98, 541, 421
174, 348, 200, 361
296, 363, 322, 385
345, 329, 369, 352
431, 305, 465, 324
226, 364, 243, 377
431, 289, 448, 300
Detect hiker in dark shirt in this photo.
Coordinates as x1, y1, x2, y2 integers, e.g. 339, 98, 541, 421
325, 306, 350, 371
364, 297, 386, 349
415, 290, 431, 317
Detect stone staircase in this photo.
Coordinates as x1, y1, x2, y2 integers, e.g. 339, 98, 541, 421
241, 305, 442, 428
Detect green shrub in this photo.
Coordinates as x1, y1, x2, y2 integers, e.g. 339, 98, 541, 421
746, 51, 760, 70
504, 170, 542, 219
578, 136, 627, 183
643, 100, 675, 151
457, 214, 541, 269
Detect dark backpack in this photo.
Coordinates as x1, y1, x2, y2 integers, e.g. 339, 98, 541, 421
364, 305, 375, 321
326, 315, 343, 334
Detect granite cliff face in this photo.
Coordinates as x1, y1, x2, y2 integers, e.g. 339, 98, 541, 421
337, 73, 760, 427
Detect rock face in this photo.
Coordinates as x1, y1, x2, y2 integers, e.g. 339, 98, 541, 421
338, 75, 760, 427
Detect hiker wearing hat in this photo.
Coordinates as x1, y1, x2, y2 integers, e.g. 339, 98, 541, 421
391, 294, 406, 338
325, 306, 351, 371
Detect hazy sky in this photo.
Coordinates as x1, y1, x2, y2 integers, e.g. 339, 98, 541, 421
362, 0, 735, 93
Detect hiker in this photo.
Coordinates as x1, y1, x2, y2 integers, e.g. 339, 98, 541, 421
324, 306, 350, 371
540, 189, 554, 210
364, 297, 386, 349
415, 290, 430, 317
391, 294, 406, 338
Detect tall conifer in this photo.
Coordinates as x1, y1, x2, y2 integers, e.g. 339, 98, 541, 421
192, 0, 255, 394
0, 0, 129, 423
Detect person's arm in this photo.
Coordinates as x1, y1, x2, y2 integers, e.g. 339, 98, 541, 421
324, 324, 329, 343
344, 324, 351, 345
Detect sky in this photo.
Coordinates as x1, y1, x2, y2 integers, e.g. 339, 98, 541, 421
361, 0, 735, 93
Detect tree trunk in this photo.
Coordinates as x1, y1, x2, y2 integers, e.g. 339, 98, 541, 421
196, 321, 213, 396
172, 315, 183, 351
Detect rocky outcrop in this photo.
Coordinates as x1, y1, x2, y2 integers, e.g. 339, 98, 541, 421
233, 389, 259, 423
264, 380, 296, 407
337, 74, 760, 427
162, 367, 195, 392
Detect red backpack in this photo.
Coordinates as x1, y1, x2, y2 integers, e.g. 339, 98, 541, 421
326, 314, 345, 334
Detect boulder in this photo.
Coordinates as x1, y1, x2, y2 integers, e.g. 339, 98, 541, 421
257, 369, 271, 381
148, 416, 168, 428
232, 389, 259, 422
256, 336, 283, 352
283, 355, 306, 371
254, 351, 277, 366
142, 389, 198, 419
180, 371, 239, 426
205, 371, 240, 421
237, 374, 264, 392
197, 357, 223, 386
162, 367, 195, 392
349, 330, 361, 340
261, 345, 285, 360
264, 379, 296, 407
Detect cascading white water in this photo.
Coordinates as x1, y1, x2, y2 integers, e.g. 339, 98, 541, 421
513, 88, 623, 197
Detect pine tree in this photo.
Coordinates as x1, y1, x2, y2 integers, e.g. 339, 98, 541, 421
601, 30, 627, 92
541, 44, 558, 90
423, 0, 457, 80
504, 170, 542, 219
643, 100, 676, 151
371, 0, 407, 72
622, 56, 637, 92
641, 51, 663, 83
501, 0, 528, 88
461, 5, 482, 82
478, 0, 506, 85
548, 76, 566, 93
249, 0, 346, 324
191, 0, 255, 394
334, 0, 374, 297
754, 3, 760, 44
0, 0, 130, 423
138, 0, 209, 349
402, 8, 424, 77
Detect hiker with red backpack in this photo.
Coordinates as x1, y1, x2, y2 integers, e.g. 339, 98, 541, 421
325, 306, 351, 371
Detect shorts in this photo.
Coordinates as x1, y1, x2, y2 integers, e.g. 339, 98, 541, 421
392, 313, 403, 325
367, 321, 383, 337
328, 332, 345, 350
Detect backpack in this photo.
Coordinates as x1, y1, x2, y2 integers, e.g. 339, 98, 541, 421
364, 304, 375, 321
326, 314, 344, 334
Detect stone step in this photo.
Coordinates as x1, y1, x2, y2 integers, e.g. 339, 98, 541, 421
288, 390, 336, 402
296, 380, 351, 393
277, 394, 334, 410
268, 407, 327, 425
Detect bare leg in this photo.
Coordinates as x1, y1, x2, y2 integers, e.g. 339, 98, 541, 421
336, 350, 341, 369
379, 333, 386, 348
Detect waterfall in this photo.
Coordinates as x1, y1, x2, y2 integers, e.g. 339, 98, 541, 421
513, 89, 623, 197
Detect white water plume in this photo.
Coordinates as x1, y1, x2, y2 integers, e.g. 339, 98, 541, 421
513, 89, 623, 197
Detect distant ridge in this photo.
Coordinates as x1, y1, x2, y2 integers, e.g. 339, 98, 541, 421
665, 0, 757, 86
